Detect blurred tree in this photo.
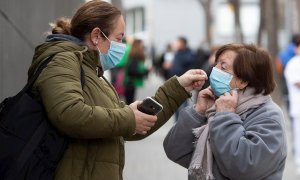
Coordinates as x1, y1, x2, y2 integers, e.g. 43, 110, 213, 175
265, 0, 282, 104
197, 0, 213, 47
257, 0, 265, 46
265, 0, 279, 59
257, 0, 279, 58
296, 0, 300, 31
257, 0, 281, 103
228, 0, 244, 42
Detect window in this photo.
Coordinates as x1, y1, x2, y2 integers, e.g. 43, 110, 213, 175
125, 7, 145, 35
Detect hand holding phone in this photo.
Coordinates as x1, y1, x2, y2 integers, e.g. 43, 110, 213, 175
137, 97, 163, 115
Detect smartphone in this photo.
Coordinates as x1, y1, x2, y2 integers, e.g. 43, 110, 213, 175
137, 97, 163, 115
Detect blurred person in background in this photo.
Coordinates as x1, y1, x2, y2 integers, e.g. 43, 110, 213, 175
26, 0, 209, 179
124, 39, 151, 104
194, 44, 211, 70
158, 43, 175, 80
275, 34, 300, 111
169, 36, 196, 77
284, 40, 300, 175
169, 36, 197, 121
164, 43, 287, 180
111, 36, 133, 100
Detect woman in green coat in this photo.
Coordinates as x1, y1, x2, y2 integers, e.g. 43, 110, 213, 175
124, 39, 150, 104
28, 1, 207, 180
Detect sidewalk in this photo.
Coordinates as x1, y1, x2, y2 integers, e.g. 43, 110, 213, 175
123, 73, 299, 180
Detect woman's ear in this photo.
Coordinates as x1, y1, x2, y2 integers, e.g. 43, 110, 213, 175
232, 78, 248, 90
90, 27, 101, 45
239, 80, 248, 89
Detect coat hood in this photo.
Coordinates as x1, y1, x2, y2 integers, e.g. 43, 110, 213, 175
28, 34, 99, 79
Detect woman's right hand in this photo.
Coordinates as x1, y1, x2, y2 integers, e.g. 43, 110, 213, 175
129, 101, 158, 135
195, 87, 216, 113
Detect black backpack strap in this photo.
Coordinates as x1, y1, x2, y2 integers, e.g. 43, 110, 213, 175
26, 55, 56, 92
12, 55, 55, 102
25, 54, 85, 93
28, 54, 85, 89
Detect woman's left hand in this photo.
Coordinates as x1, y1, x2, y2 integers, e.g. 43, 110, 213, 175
177, 69, 208, 92
215, 90, 238, 113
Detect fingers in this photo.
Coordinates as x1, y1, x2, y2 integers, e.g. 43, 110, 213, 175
192, 73, 208, 81
134, 111, 158, 135
129, 100, 143, 110
130, 100, 159, 135
145, 120, 156, 127
189, 71, 208, 90
215, 90, 238, 113
222, 90, 238, 98
185, 69, 207, 80
200, 87, 215, 99
189, 69, 207, 76
206, 88, 216, 99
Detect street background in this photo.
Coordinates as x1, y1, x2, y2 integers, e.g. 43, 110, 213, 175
1, 0, 299, 179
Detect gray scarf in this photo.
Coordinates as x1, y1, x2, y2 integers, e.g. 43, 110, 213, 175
188, 88, 271, 180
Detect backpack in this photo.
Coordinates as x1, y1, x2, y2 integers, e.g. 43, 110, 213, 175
0, 54, 85, 180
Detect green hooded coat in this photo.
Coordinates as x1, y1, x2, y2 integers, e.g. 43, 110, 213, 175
28, 36, 190, 180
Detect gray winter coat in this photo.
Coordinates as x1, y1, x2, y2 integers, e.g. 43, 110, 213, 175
163, 100, 287, 180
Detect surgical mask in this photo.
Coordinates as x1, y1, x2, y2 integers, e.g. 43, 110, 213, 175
96, 31, 126, 71
209, 67, 233, 97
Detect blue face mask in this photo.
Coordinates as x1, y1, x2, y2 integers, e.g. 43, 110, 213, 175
209, 67, 233, 97
96, 32, 126, 71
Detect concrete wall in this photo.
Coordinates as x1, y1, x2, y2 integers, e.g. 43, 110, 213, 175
0, 0, 84, 101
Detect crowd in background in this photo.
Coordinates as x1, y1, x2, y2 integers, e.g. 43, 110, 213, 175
110, 36, 152, 104
111, 36, 214, 105
111, 35, 219, 122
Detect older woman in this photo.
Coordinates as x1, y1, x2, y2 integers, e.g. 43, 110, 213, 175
163, 43, 287, 180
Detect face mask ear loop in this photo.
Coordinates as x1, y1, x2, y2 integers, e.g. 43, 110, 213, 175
100, 31, 111, 42
98, 31, 112, 55
95, 41, 105, 69
95, 41, 104, 56
95, 44, 101, 54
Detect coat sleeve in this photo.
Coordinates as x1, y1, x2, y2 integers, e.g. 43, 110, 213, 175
35, 52, 136, 139
163, 106, 207, 168
209, 104, 287, 180
125, 76, 191, 140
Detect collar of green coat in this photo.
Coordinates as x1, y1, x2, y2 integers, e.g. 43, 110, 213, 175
83, 49, 104, 77
28, 41, 103, 78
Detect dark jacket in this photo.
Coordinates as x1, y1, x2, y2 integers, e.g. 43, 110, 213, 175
169, 48, 196, 77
